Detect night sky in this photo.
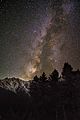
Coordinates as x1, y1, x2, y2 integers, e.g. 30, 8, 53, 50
0, 0, 80, 80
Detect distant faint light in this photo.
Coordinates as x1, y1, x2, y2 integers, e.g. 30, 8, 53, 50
33, 30, 37, 33
55, 60, 57, 62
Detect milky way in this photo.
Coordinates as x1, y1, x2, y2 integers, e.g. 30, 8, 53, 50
0, 0, 80, 80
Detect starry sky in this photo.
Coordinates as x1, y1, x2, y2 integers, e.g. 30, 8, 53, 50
0, 0, 80, 80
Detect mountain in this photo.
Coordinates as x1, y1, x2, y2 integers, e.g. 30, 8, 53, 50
0, 78, 31, 120
0, 77, 30, 94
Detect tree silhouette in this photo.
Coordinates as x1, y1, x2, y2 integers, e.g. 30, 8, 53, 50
62, 62, 73, 80
33, 75, 39, 82
49, 69, 59, 82
40, 72, 47, 82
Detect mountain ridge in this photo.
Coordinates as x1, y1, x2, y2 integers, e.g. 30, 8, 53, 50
0, 77, 31, 94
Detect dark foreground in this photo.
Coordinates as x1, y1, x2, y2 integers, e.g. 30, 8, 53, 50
0, 63, 80, 120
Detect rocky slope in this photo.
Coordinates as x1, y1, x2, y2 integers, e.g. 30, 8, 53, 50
0, 77, 31, 94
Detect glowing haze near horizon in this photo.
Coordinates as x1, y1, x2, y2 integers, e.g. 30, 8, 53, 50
0, 0, 80, 80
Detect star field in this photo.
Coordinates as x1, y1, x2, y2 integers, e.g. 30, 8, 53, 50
0, 0, 80, 80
